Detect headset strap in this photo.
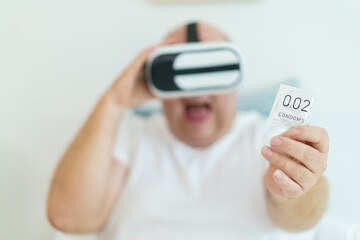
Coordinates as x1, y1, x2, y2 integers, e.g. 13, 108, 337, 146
187, 22, 199, 42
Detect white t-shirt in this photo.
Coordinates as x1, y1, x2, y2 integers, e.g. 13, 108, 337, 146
98, 111, 314, 240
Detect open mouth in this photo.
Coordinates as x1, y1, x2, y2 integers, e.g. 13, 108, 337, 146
184, 100, 212, 123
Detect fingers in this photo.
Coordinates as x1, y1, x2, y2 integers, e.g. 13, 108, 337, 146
262, 147, 315, 190
123, 46, 156, 78
272, 169, 303, 199
281, 126, 329, 154
269, 136, 327, 174
264, 126, 329, 199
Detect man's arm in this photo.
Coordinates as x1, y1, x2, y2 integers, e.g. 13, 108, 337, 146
262, 126, 329, 232
47, 96, 127, 233
47, 47, 155, 234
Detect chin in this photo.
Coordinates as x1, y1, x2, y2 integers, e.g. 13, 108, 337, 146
183, 130, 217, 148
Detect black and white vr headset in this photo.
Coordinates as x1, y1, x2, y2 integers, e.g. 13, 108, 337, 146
145, 22, 244, 98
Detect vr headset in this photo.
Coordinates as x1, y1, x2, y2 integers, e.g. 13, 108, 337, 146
145, 22, 244, 98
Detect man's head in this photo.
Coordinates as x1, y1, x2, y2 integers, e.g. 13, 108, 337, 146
161, 21, 238, 148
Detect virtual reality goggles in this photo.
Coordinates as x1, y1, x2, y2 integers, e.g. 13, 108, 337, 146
145, 22, 244, 98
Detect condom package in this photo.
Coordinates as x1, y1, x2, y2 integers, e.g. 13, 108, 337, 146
268, 84, 316, 129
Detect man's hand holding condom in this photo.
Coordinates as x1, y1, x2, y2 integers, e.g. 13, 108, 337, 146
262, 85, 329, 199
262, 126, 329, 199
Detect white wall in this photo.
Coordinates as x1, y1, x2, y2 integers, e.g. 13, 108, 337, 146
1, 0, 359, 239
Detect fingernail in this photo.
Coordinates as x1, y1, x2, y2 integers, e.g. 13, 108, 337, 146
290, 128, 299, 136
273, 170, 283, 181
271, 137, 281, 146
262, 147, 272, 157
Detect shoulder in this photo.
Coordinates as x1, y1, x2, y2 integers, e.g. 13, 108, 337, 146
233, 110, 284, 145
233, 110, 269, 134
113, 111, 168, 166
118, 110, 169, 141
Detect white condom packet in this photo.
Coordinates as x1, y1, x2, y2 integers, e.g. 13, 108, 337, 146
268, 84, 316, 129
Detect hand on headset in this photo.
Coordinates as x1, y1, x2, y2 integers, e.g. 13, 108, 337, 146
104, 46, 158, 108
104, 22, 200, 108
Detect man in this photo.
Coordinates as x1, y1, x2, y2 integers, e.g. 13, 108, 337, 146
47, 22, 329, 239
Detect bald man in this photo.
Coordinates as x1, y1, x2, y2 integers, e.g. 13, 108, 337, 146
47, 22, 329, 239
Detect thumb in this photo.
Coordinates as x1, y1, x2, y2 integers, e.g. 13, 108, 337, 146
121, 43, 162, 81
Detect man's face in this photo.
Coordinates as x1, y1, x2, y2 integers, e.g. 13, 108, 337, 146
162, 91, 238, 147
161, 22, 238, 147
